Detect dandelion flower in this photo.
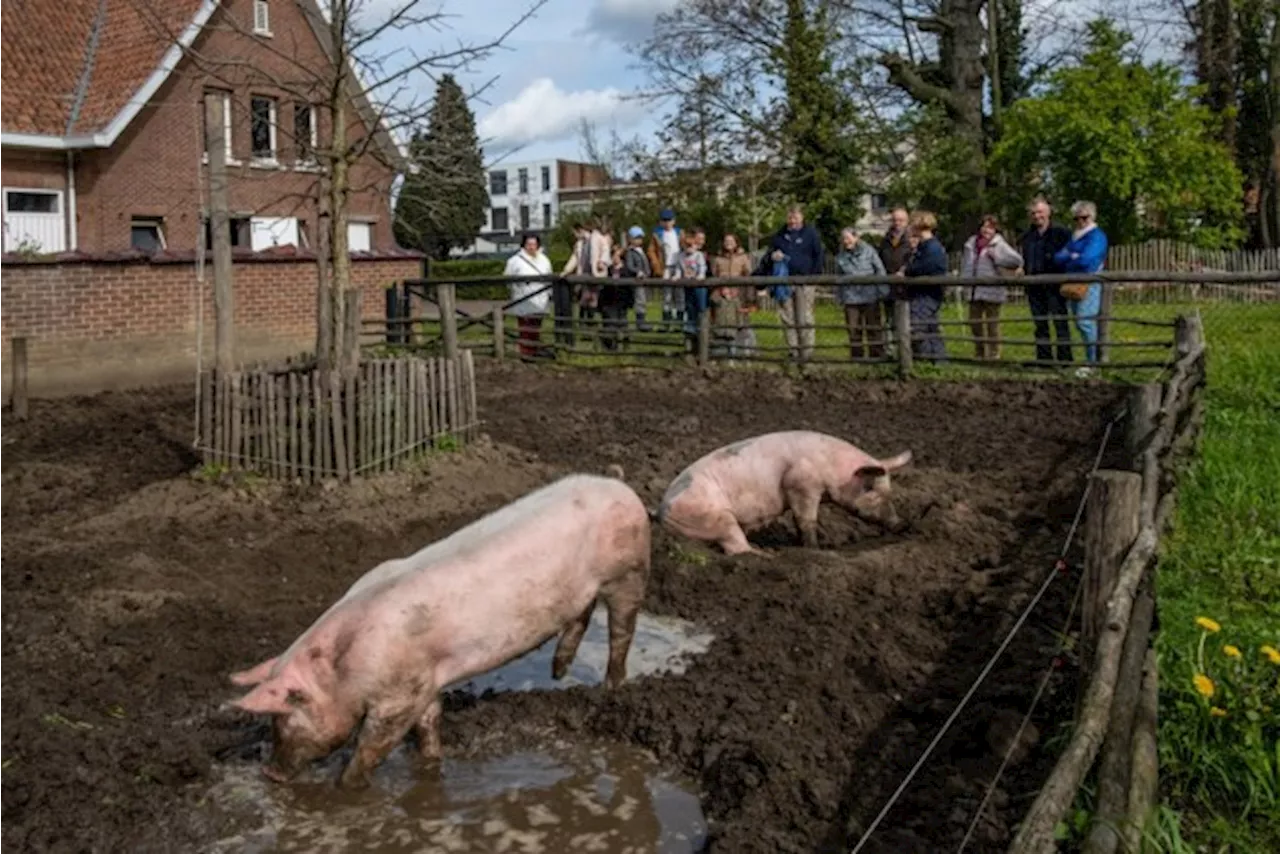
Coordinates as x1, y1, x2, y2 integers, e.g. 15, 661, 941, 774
1210, 707, 1228, 718
1196, 617, 1221, 633
1193, 674, 1215, 698
1223, 645, 1242, 659
1261, 645, 1280, 665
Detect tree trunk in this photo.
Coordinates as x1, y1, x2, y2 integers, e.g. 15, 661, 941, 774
204, 94, 235, 373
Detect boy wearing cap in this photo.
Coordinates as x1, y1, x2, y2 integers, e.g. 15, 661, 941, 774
600, 226, 651, 350
646, 208, 683, 330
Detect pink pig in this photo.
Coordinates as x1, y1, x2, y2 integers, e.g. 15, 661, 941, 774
656, 430, 912, 555
225, 474, 650, 788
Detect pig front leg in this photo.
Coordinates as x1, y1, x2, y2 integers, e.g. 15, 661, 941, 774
552, 602, 596, 681
782, 464, 824, 548
601, 565, 647, 688
339, 700, 419, 789
413, 696, 443, 762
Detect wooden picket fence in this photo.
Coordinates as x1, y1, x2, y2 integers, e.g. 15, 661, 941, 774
196, 352, 479, 481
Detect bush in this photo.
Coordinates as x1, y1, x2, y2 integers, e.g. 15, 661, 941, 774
425, 253, 571, 300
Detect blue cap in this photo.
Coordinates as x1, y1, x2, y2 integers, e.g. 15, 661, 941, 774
659, 208, 675, 221
628, 225, 645, 239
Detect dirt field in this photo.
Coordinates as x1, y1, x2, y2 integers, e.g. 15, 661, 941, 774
1, 364, 1125, 853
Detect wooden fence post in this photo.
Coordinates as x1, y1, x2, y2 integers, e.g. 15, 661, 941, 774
697, 309, 711, 366
1124, 384, 1161, 468
1081, 471, 1143, 697
1122, 649, 1160, 854
10, 337, 29, 420
439, 282, 459, 360
1097, 284, 1113, 363
1175, 312, 1204, 356
492, 305, 505, 361
893, 298, 913, 378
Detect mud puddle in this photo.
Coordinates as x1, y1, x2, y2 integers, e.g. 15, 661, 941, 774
202, 610, 712, 852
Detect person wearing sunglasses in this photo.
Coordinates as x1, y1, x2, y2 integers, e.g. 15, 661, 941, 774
1054, 201, 1108, 370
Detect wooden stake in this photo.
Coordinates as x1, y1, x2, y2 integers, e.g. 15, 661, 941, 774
697, 309, 711, 366
10, 337, 29, 420
893, 298, 913, 378
492, 305, 505, 360
300, 371, 312, 482
1081, 470, 1143, 696
1124, 384, 1161, 468
229, 372, 243, 470
288, 371, 298, 480
465, 349, 478, 440
200, 370, 213, 464
344, 369, 356, 478
1121, 649, 1160, 854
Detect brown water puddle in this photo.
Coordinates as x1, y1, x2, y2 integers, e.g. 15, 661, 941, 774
203, 610, 712, 853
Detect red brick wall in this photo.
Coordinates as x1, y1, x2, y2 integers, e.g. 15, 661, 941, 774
1, 251, 422, 396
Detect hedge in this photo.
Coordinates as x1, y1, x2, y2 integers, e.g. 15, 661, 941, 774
426, 253, 572, 300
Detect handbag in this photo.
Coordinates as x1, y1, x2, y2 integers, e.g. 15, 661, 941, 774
996, 265, 1024, 278
1060, 283, 1090, 300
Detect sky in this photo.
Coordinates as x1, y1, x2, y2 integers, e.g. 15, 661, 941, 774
364, 0, 675, 168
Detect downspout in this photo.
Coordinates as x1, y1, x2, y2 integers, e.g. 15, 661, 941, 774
67, 151, 78, 251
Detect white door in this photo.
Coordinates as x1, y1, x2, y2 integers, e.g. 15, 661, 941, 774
249, 216, 299, 250
3, 189, 66, 253
347, 221, 372, 252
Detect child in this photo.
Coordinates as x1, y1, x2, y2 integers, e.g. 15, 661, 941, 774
673, 233, 708, 353
710, 284, 740, 360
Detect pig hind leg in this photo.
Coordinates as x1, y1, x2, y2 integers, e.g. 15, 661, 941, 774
600, 563, 647, 688
552, 602, 596, 681
414, 695, 443, 761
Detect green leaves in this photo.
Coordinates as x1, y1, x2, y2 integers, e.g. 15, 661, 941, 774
990, 20, 1245, 248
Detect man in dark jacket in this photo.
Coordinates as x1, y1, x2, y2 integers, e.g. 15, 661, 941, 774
878, 206, 911, 352
756, 205, 824, 361
1019, 196, 1073, 362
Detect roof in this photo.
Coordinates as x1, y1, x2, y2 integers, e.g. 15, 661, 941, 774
0, 0, 404, 167
1, 0, 207, 142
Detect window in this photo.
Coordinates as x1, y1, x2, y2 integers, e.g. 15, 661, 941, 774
253, 0, 271, 35
490, 207, 508, 232
519, 205, 530, 230
870, 193, 888, 212
293, 103, 316, 164
347, 221, 373, 253
489, 170, 507, 196
202, 91, 237, 163
204, 216, 252, 250
517, 168, 529, 195
541, 165, 551, 192
250, 96, 278, 162
130, 217, 166, 252
542, 203, 552, 228
2, 189, 65, 253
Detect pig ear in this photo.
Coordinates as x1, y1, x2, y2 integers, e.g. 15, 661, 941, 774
229, 656, 280, 687
225, 678, 309, 716
880, 450, 913, 471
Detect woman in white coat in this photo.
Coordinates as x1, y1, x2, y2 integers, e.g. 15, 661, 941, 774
504, 233, 553, 359
961, 214, 1024, 360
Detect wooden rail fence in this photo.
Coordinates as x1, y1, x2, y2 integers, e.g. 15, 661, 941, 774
196, 352, 479, 481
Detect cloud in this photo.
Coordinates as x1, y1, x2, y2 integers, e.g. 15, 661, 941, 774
582, 0, 678, 44
477, 78, 645, 148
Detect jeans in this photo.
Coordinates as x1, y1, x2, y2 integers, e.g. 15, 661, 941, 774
1069, 284, 1102, 363
843, 302, 885, 360
909, 294, 946, 361
967, 301, 1002, 360
1026, 285, 1073, 362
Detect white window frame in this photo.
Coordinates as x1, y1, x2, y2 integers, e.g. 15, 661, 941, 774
130, 216, 167, 251
2, 187, 66, 253
253, 0, 272, 37
249, 216, 299, 251
347, 220, 374, 253
202, 91, 240, 166
293, 102, 318, 169
249, 95, 279, 166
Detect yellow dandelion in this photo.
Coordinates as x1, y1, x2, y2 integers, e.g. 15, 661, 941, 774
1223, 645, 1242, 659
1193, 674, 1216, 698
1210, 707, 1228, 718
1261, 645, 1280, 665
1196, 617, 1221, 633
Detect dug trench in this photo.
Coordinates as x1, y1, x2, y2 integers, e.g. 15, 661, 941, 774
1, 364, 1126, 853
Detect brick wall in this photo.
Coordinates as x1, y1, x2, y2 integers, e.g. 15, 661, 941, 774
1, 250, 422, 396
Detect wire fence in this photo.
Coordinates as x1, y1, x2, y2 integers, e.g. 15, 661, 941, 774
361, 271, 1280, 382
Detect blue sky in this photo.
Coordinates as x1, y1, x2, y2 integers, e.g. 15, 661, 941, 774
364, 0, 674, 167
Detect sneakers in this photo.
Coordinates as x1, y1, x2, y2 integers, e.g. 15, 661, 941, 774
1074, 366, 1096, 379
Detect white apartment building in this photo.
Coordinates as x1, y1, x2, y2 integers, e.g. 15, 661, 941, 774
459, 158, 608, 256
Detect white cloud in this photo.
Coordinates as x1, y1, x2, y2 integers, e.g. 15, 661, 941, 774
478, 78, 644, 148
583, 0, 678, 43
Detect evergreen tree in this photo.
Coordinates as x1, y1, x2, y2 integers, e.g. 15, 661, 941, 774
394, 75, 486, 260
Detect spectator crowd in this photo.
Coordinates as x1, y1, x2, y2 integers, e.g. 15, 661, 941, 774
504, 195, 1109, 374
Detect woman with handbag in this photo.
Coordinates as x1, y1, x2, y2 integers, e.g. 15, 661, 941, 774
961, 215, 1024, 359
1054, 201, 1109, 368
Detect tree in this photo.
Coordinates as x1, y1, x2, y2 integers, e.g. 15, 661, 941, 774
991, 20, 1245, 248
393, 75, 487, 260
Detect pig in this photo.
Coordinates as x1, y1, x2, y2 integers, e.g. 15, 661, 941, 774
224, 474, 650, 788
656, 431, 912, 555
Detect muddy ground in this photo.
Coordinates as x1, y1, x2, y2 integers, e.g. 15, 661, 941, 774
2, 365, 1125, 853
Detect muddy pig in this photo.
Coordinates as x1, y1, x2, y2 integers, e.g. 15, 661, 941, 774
656, 430, 912, 554
225, 474, 650, 788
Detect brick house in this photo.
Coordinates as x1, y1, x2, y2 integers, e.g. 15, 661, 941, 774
0, 0, 404, 255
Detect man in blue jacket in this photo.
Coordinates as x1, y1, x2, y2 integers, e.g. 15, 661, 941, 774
756, 205, 824, 362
